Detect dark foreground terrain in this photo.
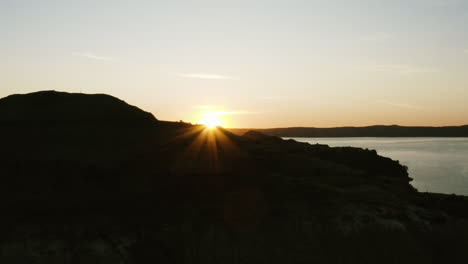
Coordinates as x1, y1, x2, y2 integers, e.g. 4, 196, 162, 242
1, 91, 468, 263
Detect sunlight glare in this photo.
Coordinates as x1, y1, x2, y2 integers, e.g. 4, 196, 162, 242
197, 109, 224, 128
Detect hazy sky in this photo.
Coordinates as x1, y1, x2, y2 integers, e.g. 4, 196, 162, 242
1, 0, 468, 128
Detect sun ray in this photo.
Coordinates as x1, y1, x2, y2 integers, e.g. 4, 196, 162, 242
197, 109, 225, 128
169, 125, 244, 174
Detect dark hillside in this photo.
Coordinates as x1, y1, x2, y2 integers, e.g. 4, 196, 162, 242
0, 90, 157, 124
1, 91, 468, 263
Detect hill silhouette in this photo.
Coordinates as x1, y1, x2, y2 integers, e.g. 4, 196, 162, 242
1, 91, 468, 263
230, 125, 468, 137
0, 90, 156, 124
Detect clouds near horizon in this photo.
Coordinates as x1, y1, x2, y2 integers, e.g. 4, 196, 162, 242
73, 52, 114, 61
177, 73, 236, 80
381, 100, 423, 110
363, 64, 437, 75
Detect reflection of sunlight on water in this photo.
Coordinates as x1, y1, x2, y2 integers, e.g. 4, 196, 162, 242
287, 137, 468, 196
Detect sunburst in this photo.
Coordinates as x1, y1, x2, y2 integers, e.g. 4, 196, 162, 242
197, 110, 224, 128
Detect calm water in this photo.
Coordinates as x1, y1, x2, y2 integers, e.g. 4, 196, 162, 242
285, 137, 468, 196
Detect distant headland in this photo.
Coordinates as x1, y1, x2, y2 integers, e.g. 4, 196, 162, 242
229, 125, 468, 137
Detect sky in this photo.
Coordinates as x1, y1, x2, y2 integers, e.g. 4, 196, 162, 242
1, 0, 468, 128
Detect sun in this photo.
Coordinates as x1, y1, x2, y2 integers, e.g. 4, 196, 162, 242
199, 116, 222, 128
197, 109, 224, 128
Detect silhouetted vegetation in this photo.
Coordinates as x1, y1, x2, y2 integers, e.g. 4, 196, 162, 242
1, 91, 468, 263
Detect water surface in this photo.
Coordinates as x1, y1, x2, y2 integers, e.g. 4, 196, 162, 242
285, 137, 468, 196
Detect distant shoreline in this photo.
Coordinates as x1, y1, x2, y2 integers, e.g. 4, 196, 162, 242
228, 125, 468, 138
